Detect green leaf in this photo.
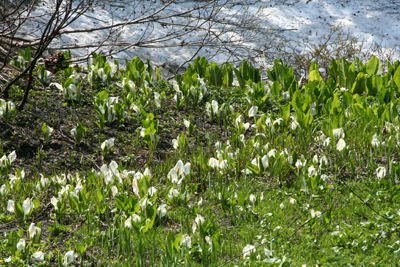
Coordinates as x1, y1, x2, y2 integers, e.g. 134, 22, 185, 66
352, 93, 362, 104
193, 57, 208, 78
138, 177, 148, 198
248, 65, 261, 83
366, 56, 383, 76
246, 163, 260, 176
115, 195, 129, 212
63, 77, 75, 89
351, 72, 366, 95
142, 205, 157, 233
237, 193, 246, 206
329, 59, 339, 84
183, 66, 196, 87
221, 63, 233, 89
370, 76, 383, 96
15, 202, 24, 220
280, 103, 291, 124
270, 82, 282, 98
96, 90, 109, 101
389, 102, 399, 122
42, 123, 48, 135
69, 195, 82, 214
308, 62, 323, 83
309, 70, 323, 83
394, 68, 400, 90
355, 57, 366, 74
33, 198, 40, 211
208, 62, 222, 87
303, 109, 313, 128
178, 133, 188, 149
8, 230, 19, 254
267, 59, 297, 93
129, 198, 140, 214
366, 107, 378, 123
291, 91, 301, 111
310, 176, 317, 189
330, 93, 342, 116
338, 58, 356, 90
165, 231, 175, 253
279, 261, 291, 267
240, 60, 249, 81
234, 68, 245, 90
341, 91, 353, 109
75, 243, 86, 255
25, 47, 31, 61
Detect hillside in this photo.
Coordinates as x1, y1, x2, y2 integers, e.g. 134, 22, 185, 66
1, 51, 400, 265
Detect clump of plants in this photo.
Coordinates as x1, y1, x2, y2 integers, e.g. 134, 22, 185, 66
0, 49, 400, 266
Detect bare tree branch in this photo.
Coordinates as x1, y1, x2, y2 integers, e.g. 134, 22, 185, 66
0, 0, 285, 109
0, 0, 94, 109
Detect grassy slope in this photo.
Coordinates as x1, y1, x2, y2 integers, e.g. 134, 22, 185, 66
1, 56, 400, 266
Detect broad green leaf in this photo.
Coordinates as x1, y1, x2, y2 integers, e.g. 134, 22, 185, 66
75, 244, 86, 255
353, 93, 362, 104
132, 199, 140, 214
15, 202, 24, 220
341, 91, 353, 109
142, 205, 157, 233
131, 56, 144, 71
221, 63, 233, 89
371, 76, 383, 96
115, 195, 129, 211
280, 103, 291, 124
338, 58, 356, 90
351, 103, 365, 118
234, 68, 245, 90
292, 91, 302, 112
138, 177, 148, 198
379, 87, 390, 104
8, 230, 19, 253
366, 107, 378, 123
394, 73, 400, 91
309, 70, 324, 83
309, 62, 323, 83
247, 63, 261, 83
329, 58, 339, 85
303, 109, 313, 128
208, 62, 222, 87
237, 193, 245, 206
366, 56, 383, 76
267, 59, 297, 93
240, 60, 249, 81
270, 82, 282, 98
330, 93, 342, 114
351, 72, 366, 95
387, 60, 394, 76
381, 109, 390, 123
310, 176, 317, 189
183, 65, 196, 86
355, 57, 366, 74
390, 102, 399, 122
193, 57, 208, 78
246, 163, 260, 176
33, 198, 40, 211
393, 65, 400, 79
173, 232, 182, 254
96, 90, 109, 101
374, 104, 384, 119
